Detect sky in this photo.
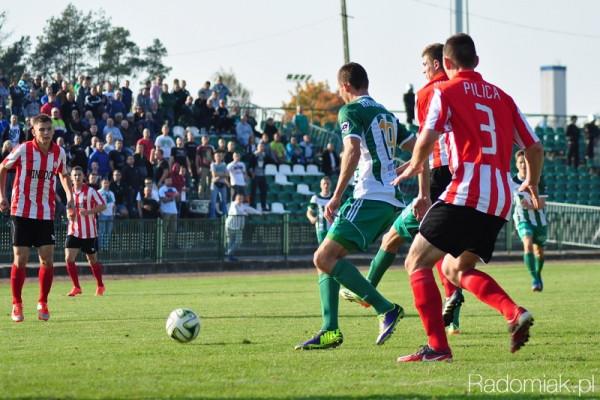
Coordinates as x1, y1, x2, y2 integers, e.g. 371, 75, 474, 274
4, 0, 600, 117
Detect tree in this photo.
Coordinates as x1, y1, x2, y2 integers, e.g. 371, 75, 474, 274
213, 68, 252, 105
0, 12, 31, 80
86, 10, 112, 77
29, 3, 91, 80
96, 27, 141, 84
283, 81, 344, 126
141, 39, 171, 83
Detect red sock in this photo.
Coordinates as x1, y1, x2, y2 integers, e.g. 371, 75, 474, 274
66, 262, 80, 288
410, 269, 450, 352
91, 263, 104, 287
10, 265, 26, 305
38, 266, 54, 303
460, 269, 518, 321
434, 259, 456, 298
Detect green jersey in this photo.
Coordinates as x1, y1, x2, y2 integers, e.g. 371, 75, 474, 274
308, 193, 332, 233
512, 175, 547, 227
338, 95, 413, 207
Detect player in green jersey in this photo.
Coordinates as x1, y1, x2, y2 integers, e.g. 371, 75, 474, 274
513, 150, 547, 291
295, 62, 415, 350
307, 177, 333, 244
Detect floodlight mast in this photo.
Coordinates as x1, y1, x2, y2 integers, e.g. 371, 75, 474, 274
341, 0, 350, 64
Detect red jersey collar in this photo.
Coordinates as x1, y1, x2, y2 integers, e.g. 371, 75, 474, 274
31, 139, 57, 155
420, 71, 448, 91
454, 70, 483, 80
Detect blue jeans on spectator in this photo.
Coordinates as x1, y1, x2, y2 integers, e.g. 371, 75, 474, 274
209, 183, 228, 218
98, 215, 114, 250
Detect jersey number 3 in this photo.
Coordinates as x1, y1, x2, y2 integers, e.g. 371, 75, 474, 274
475, 103, 497, 155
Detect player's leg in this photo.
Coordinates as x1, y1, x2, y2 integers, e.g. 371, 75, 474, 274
10, 246, 29, 322
36, 244, 54, 321
517, 222, 538, 289
85, 241, 105, 296
65, 245, 83, 296
397, 233, 452, 362
533, 243, 544, 292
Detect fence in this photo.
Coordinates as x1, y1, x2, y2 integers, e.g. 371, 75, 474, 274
0, 201, 598, 265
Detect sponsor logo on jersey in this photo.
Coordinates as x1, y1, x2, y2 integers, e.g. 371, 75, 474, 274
341, 121, 350, 134
29, 170, 54, 180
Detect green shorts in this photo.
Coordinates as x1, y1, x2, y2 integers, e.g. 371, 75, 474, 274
316, 230, 328, 244
516, 221, 547, 246
392, 202, 419, 242
326, 198, 398, 252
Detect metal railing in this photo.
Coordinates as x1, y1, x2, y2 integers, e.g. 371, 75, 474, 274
0, 201, 597, 265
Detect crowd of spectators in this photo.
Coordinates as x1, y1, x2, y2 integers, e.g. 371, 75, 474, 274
0, 71, 341, 241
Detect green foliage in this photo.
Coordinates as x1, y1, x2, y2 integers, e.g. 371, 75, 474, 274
96, 27, 142, 84
141, 38, 171, 83
0, 262, 598, 398
213, 68, 252, 105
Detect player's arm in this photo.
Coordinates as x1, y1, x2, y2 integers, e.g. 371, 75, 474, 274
325, 136, 360, 223
393, 128, 440, 184
306, 201, 317, 225
0, 163, 9, 212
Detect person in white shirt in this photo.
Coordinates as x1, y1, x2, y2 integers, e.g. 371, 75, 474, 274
154, 124, 176, 159
97, 178, 116, 250
226, 152, 247, 200
225, 194, 261, 261
158, 176, 179, 248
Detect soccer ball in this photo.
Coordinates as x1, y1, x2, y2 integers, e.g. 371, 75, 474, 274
166, 308, 201, 343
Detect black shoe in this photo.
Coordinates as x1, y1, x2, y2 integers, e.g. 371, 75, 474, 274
442, 289, 464, 327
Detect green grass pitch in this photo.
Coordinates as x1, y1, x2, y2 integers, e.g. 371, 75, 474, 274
0, 262, 599, 399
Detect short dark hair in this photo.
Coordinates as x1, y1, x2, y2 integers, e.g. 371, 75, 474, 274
338, 62, 369, 90
515, 149, 525, 159
71, 166, 84, 174
443, 33, 477, 69
31, 114, 52, 125
422, 43, 444, 65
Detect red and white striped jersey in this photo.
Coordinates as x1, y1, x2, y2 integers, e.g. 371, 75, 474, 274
424, 71, 539, 220
68, 184, 105, 238
2, 140, 67, 220
416, 71, 450, 169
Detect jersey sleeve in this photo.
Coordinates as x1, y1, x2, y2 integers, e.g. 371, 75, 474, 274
511, 101, 540, 149
308, 195, 318, 211
90, 188, 105, 207
338, 105, 363, 140
58, 147, 68, 175
423, 88, 450, 133
2, 143, 24, 169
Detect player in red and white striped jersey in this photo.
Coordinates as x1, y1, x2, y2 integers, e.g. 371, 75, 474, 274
0, 114, 75, 322
65, 166, 107, 297
395, 34, 544, 363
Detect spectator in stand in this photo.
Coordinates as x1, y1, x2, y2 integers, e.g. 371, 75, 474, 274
85, 86, 104, 118
76, 76, 91, 113
97, 178, 115, 249
68, 110, 85, 137
293, 105, 309, 137
227, 151, 247, 199
236, 114, 252, 146
566, 115, 580, 168
215, 138, 227, 154
89, 140, 111, 178
263, 117, 278, 140
121, 80, 133, 113
300, 134, 314, 164
137, 128, 154, 160
209, 151, 229, 218
103, 132, 116, 153
122, 154, 144, 217
152, 148, 170, 186
134, 142, 152, 180
109, 139, 128, 172
150, 76, 162, 106
96, 112, 109, 135
0, 78, 9, 113
584, 115, 599, 162
56, 80, 70, 107
87, 124, 101, 147
2, 114, 25, 147
69, 134, 88, 171
321, 142, 340, 177
178, 96, 195, 127
225, 194, 262, 261
259, 133, 273, 159
249, 142, 271, 211
159, 176, 179, 248
171, 136, 189, 172
103, 118, 123, 142
40, 94, 58, 115
286, 136, 303, 164
172, 79, 188, 123
154, 124, 176, 160
194, 95, 211, 133
224, 141, 236, 164
244, 134, 257, 157
183, 130, 198, 183
196, 135, 215, 199
140, 184, 160, 219
159, 83, 175, 125
198, 81, 212, 100
88, 171, 101, 191
136, 87, 153, 113
61, 92, 78, 124
213, 76, 230, 104
207, 91, 219, 111
136, 177, 159, 215
109, 169, 130, 218
9, 79, 25, 117
120, 119, 136, 148
403, 83, 415, 125
216, 99, 231, 133
171, 163, 189, 217
270, 132, 286, 164
109, 91, 126, 118
51, 108, 67, 143
23, 89, 41, 118
40, 86, 53, 105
